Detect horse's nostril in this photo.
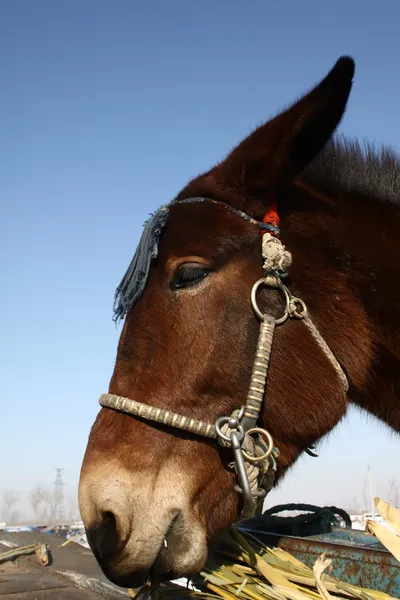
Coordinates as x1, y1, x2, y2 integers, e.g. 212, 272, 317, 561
87, 509, 126, 561
101, 510, 116, 526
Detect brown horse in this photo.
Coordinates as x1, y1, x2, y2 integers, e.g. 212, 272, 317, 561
78, 57, 400, 588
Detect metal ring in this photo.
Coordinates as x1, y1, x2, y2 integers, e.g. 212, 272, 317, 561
289, 297, 308, 319
251, 277, 290, 325
242, 427, 274, 463
215, 416, 245, 443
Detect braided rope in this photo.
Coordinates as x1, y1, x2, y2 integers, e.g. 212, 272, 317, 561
99, 393, 217, 438
303, 315, 349, 393
244, 317, 275, 424
261, 503, 352, 530
261, 233, 348, 394
262, 233, 292, 272
241, 436, 279, 498
178, 198, 280, 235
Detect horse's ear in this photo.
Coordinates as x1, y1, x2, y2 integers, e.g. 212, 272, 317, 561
213, 57, 355, 196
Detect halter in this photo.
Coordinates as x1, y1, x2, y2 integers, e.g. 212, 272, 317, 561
99, 197, 348, 521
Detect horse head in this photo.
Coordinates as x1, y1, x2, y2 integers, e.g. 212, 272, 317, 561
79, 58, 369, 587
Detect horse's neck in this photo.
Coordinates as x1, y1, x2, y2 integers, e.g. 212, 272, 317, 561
340, 194, 399, 349
337, 192, 400, 431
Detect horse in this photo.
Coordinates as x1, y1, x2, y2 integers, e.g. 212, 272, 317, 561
78, 56, 400, 588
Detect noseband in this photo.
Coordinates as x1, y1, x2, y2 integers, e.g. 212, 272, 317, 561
99, 197, 348, 520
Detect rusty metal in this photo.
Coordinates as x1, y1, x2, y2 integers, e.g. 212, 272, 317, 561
239, 526, 400, 596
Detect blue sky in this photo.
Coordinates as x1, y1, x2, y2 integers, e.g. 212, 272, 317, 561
2, 1, 400, 520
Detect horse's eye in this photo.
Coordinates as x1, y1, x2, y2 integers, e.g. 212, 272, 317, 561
171, 264, 211, 291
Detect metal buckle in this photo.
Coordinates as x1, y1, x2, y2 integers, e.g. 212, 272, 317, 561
242, 427, 274, 463
251, 276, 290, 324
215, 408, 261, 520
230, 431, 258, 520
215, 408, 245, 444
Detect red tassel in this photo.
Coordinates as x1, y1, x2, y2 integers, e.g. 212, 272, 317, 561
262, 196, 279, 233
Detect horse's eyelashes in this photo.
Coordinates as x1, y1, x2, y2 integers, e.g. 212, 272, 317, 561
171, 264, 211, 291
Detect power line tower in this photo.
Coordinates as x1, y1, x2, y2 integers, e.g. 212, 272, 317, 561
51, 468, 66, 524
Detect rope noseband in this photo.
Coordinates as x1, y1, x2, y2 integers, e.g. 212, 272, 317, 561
100, 197, 348, 521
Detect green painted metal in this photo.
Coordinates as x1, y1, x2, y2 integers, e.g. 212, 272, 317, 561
239, 526, 400, 597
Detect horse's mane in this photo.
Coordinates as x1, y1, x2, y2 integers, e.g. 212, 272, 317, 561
304, 137, 400, 205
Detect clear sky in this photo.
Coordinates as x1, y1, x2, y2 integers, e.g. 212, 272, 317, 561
2, 1, 400, 521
